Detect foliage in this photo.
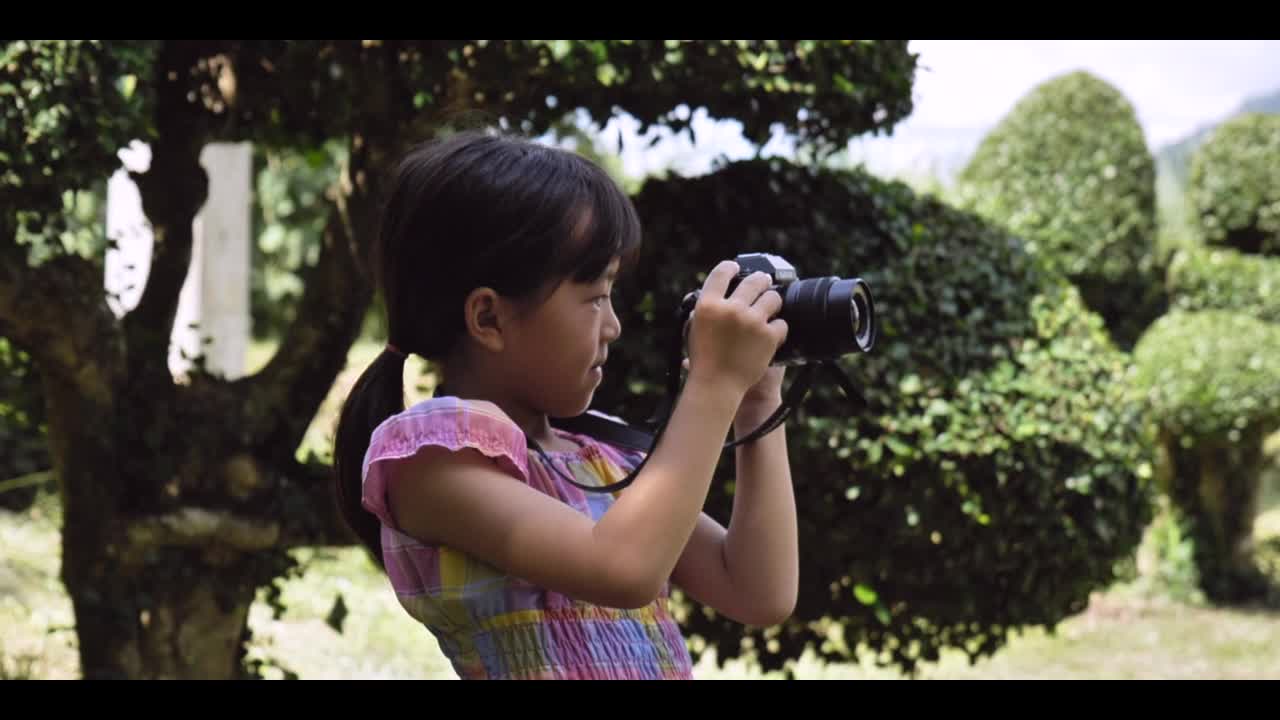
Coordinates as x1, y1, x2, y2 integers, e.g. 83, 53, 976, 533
955, 70, 1160, 348
1188, 113, 1280, 256
1131, 311, 1280, 603
1, 40, 156, 256
1167, 244, 1280, 324
1131, 311, 1280, 441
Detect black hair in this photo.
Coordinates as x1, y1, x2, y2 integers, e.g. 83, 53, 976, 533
333, 129, 642, 567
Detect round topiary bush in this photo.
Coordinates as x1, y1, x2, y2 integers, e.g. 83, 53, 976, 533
593, 158, 1151, 675
1166, 244, 1280, 324
1130, 310, 1280, 602
1188, 113, 1280, 256
955, 70, 1160, 349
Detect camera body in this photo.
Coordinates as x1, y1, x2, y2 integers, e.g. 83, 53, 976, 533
553, 253, 875, 464
685, 253, 876, 365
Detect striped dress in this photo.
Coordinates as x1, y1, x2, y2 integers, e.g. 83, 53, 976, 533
361, 396, 695, 680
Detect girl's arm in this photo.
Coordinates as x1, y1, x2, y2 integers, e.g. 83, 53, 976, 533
670, 367, 799, 627
388, 375, 744, 609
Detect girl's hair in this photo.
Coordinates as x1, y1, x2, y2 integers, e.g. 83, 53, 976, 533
333, 129, 642, 567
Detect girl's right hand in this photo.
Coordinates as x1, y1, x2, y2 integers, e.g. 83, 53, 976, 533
685, 261, 789, 399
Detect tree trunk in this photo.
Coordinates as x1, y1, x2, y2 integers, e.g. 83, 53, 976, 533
2, 40, 423, 679
1160, 426, 1271, 603
47, 372, 355, 678
67, 549, 263, 680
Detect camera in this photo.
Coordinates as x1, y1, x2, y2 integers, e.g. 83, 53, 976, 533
684, 253, 876, 365
550, 253, 876, 476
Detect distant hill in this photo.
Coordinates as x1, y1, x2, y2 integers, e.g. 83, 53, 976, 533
1156, 87, 1280, 189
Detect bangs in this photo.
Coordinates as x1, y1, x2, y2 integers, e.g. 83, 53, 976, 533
452, 135, 645, 307
552, 164, 643, 284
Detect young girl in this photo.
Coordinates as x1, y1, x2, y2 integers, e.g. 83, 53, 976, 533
334, 130, 799, 680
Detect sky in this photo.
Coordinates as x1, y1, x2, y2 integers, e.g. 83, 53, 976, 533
593, 40, 1280, 183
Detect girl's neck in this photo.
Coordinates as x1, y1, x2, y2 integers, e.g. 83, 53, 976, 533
437, 372, 563, 450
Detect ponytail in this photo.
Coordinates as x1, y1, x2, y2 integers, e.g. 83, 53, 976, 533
333, 347, 407, 569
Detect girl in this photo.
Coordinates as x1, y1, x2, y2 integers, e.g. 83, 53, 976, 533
334, 130, 799, 680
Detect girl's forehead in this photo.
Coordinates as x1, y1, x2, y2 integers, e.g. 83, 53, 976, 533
571, 256, 621, 285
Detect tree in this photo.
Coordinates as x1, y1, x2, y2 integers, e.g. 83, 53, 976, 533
955, 70, 1162, 350
1130, 311, 1280, 602
1187, 113, 1280, 256
0, 39, 918, 679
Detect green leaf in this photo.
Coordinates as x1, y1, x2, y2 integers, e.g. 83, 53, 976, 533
898, 374, 922, 395
325, 593, 348, 634
596, 62, 617, 86
874, 605, 892, 626
854, 584, 878, 605
885, 437, 913, 457
117, 73, 137, 99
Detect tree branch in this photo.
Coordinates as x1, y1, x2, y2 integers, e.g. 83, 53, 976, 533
0, 241, 121, 406
122, 42, 213, 379
125, 455, 357, 559
126, 507, 280, 552
235, 196, 373, 462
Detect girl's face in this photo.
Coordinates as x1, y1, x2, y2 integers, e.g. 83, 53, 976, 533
505, 256, 622, 418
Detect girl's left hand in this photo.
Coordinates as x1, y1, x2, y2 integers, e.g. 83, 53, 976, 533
682, 359, 785, 416
739, 364, 784, 412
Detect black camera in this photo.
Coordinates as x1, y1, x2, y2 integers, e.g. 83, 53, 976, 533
550, 253, 876, 485
684, 253, 876, 365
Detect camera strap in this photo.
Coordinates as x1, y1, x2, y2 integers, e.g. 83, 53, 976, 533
546, 410, 656, 453
538, 291, 868, 495
543, 359, 865, 494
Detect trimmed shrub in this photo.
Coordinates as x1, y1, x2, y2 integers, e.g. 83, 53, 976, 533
1187, 113, 1280, 256
594, 159, 1151, 674
955, 70, 1160, 349
1131, 310, 1280, 602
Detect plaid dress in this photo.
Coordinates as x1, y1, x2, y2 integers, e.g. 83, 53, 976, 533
361, 396, 695, 680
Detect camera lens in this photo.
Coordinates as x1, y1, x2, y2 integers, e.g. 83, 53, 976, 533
825, 278, 875, 353
773, 276, 876, 363
849, 280, 875, 352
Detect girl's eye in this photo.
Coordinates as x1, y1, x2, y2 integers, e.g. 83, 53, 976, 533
591, 286, 614, 307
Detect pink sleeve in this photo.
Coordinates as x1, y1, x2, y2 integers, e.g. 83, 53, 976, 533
360, 397, 529, 528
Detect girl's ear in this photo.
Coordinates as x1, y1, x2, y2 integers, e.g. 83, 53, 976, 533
463, 287, 509, 353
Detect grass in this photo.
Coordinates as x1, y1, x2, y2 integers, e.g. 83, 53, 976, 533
703, 597, 1280, 680
4, 337, 1279, 679
244, 547, 457, 680
0, 490, 77, 680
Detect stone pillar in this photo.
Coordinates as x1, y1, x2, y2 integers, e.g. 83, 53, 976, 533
105, 141, 253, 381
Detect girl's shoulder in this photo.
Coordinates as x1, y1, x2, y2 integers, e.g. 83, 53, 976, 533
361, 396, 531, 527
366, 395, 528, 473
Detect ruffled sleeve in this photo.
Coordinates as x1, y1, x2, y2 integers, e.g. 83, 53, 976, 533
360, 396, 529, 528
